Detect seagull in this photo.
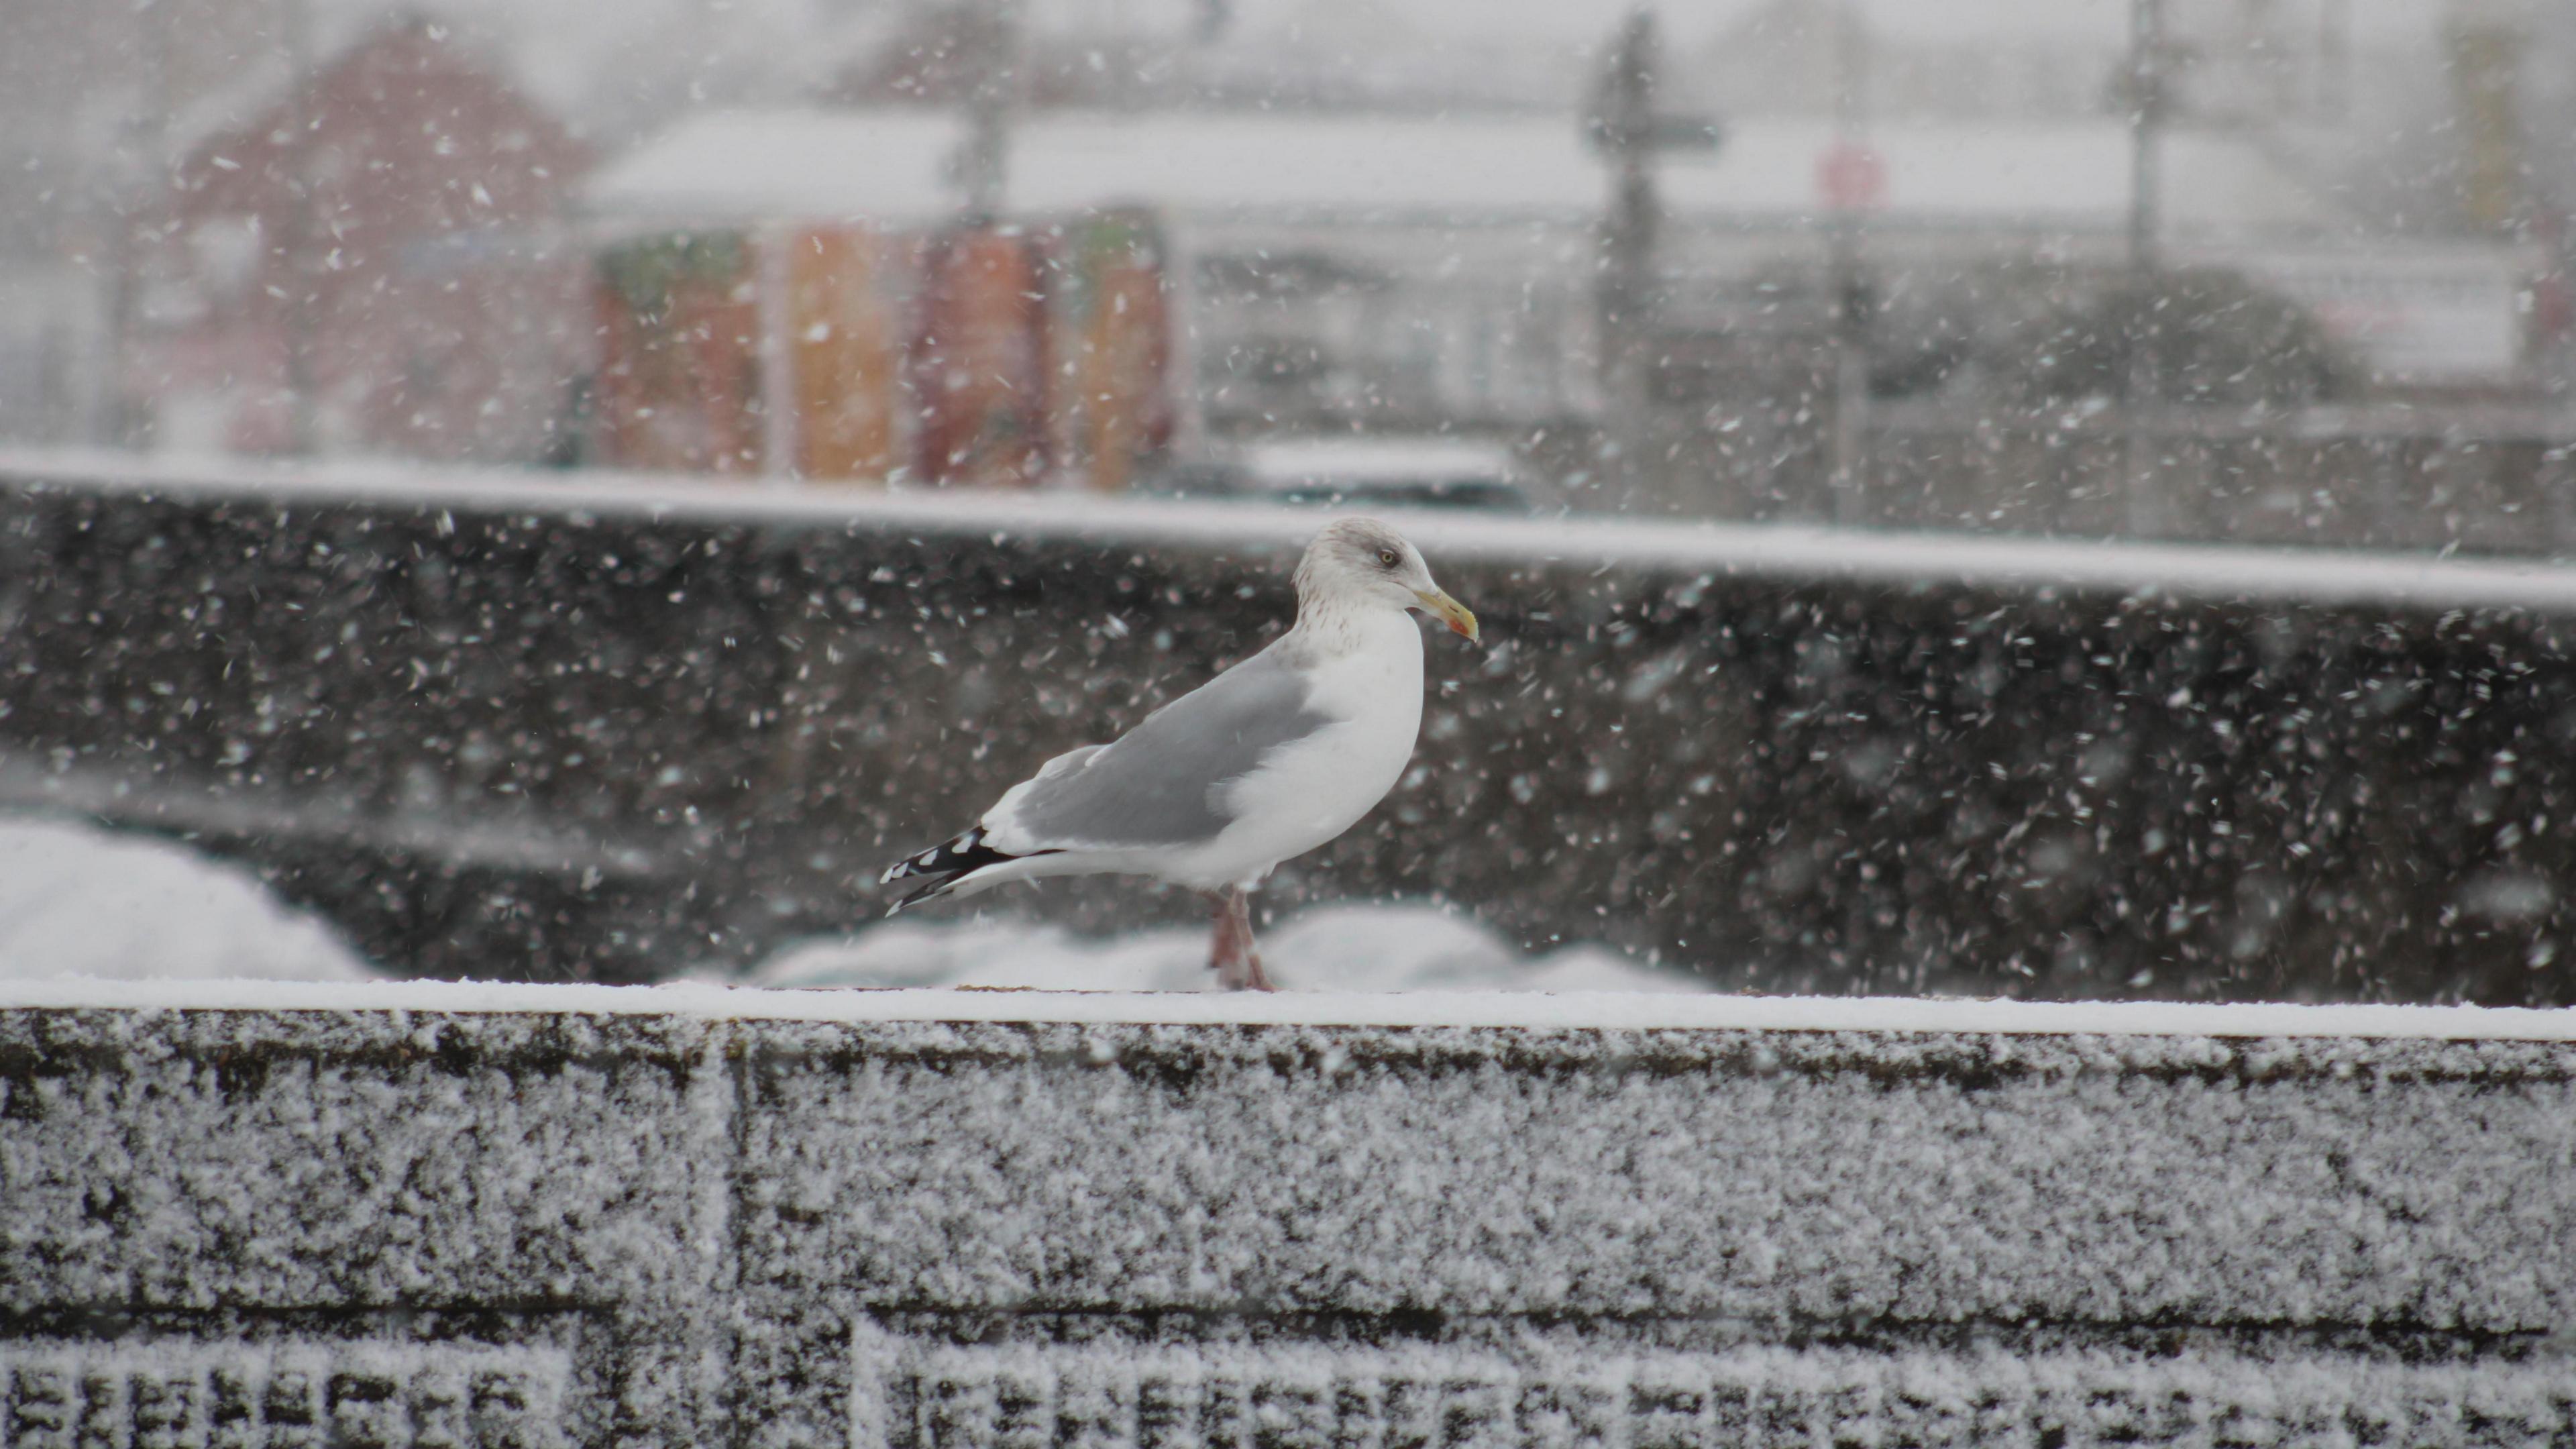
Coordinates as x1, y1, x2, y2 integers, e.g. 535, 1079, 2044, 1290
880, 517, 1479, 990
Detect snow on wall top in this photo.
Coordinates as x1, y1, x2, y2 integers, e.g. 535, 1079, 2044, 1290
578, 109, 2343, 239
11, 446, 2576, 618
8, 973, 2576, 1041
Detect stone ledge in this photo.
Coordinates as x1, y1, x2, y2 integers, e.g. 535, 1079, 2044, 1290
12, 977, 2576, 1038
4, 986, 2573, 1446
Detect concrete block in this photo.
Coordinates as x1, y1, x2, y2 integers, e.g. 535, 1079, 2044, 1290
5, 985, 2573, 1445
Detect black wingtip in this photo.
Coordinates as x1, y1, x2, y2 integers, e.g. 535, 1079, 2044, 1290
879, 826, 1058, 912
881, 826, 1014, 885
885, 875, 957, 916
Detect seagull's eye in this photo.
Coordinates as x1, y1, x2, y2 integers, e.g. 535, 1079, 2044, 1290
1376, 548, 1399, 568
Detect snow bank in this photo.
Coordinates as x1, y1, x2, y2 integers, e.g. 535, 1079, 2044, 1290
752, 904, 1697, 994
0, 809, 1685, 996
0, 814, 372, 983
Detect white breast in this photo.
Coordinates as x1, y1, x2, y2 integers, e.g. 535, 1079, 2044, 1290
1191, 610, 1425, 890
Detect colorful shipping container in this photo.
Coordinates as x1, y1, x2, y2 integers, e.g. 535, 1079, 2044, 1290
592, 232, 764, 474
588, 211, 1173, 491
789, 225, 909, 482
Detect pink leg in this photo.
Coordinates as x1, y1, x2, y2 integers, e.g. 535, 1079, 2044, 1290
1206, 887, 1276, 992
1205, 891, 1244, 986
1230, 888, 1276, 992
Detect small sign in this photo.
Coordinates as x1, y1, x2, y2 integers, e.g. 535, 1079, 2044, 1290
1817, 140, 1886, 212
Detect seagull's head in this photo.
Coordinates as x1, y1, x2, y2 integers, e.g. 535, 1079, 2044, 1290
1296, 517, 1479, 641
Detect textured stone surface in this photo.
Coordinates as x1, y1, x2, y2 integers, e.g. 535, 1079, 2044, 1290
0, 1008, 727, 1447
0, 1339, 573, 1449
849, 1325, 2576, 1449
5, 1000, 2573, 1446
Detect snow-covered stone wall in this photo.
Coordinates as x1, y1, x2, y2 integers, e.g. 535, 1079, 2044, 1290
5, 984, 2573, 1446
13, 451, 2576, 1003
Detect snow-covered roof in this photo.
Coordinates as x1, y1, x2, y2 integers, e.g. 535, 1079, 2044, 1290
582, 107, 2348, 238
1236, 437, 1520, 484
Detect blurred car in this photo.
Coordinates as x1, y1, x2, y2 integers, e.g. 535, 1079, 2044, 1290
1142, 437, 1534, 511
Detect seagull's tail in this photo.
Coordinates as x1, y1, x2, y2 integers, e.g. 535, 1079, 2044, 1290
877, 826, 1047, 915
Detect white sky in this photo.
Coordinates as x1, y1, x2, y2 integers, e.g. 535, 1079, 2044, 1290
1102, 0, 2447, 50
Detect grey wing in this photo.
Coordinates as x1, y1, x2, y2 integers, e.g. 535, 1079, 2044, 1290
991, 647, 1333, 849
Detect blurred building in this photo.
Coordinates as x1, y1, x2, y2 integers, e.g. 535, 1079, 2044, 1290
580, 166, 1170, 487
129, 20, 592, 462
0, 0, 290, 445
581, 106, 2548, 502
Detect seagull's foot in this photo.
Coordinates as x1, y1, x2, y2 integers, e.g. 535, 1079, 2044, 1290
1212, 947, 1276, 992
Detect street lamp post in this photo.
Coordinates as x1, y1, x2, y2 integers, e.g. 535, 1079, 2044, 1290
2123, 0, 2167, 538
954, 0, 1021, 223
1823, 0, 1876, 520
1585, 10, 1720, 514
100, 0, 176, 449
278, 0, 321, 456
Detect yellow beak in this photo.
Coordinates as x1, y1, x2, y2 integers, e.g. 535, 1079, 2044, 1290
1413, 588, 1480, 641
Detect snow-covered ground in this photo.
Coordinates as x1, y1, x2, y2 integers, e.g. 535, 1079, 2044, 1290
11, 810, 2576, 1045
0, 810, 1687, 994
0, 814, 370, 983
751, 905, 1696, 994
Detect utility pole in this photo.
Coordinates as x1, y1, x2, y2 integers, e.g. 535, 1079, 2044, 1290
2127, 0, 2163, 278
1590, 11, 1661, 512
278, 0, 320, 455
102, 0, 174, 448
1584, 10, 1718, 513
2121, 0, 2167, 538
954, 0, 1021, 222
2316, 0, 2349, 120
2445, 0, 2528, 236
1823, 0, 1875, 519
